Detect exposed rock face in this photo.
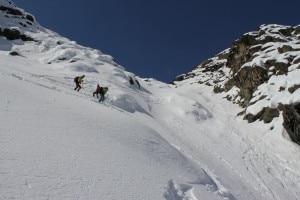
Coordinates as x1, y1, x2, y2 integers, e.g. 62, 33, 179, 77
0, 1, 37, 41
226, 34, 258, 75
225, 66, 268, 107
244, 107, 280, 123
0, 5, 22, 15
279, 103, 300, 145
0, 27, 34, 41
172, 24, 300, 145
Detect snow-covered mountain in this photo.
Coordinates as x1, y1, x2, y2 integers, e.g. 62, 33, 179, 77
173, 24, 300, 146
1, 1, 300, 199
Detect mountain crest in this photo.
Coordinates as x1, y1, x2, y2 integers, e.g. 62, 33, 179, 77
173, 24, 300, 145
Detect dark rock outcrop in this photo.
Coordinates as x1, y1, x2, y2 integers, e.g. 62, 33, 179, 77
226, 33, 258, 75
225, 66, 268, 107
0, 28, 34, 41
0, 2, 37, 41
279, 103, 300, 145
0, 5, 22, 16
244, 107, 280, 123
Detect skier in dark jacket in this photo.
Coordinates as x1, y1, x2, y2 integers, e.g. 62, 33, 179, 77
93, 84, 101, 98
99, 86, 108, 102
74, 75, 85, 91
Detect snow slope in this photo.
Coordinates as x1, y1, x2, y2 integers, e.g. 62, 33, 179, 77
0, 50, 235, 200
2, 44, 300, 200
1, 1, 300, 199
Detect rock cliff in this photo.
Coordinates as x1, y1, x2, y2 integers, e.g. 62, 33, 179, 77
173, 24, 300, 145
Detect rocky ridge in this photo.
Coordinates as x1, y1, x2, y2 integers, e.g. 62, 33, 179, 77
0, 0, 121, 73
173, 24, 300, 145
0, 0, 37, 41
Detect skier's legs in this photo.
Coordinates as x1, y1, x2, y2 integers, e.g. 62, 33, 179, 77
99, 94, 104, 102
74, 82, 80, 90
77, 84, 82, 91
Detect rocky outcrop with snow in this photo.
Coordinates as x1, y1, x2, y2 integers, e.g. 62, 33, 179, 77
0, 0, 141, 118
173, 24, 300, 145
0, 0, 122, 73
0, 0, 37, 40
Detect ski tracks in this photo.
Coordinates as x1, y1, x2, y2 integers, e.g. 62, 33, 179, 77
165, 144, 237, 200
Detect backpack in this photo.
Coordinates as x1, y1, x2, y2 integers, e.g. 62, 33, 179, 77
101, 87, 108, 94
74, 76, 79, 82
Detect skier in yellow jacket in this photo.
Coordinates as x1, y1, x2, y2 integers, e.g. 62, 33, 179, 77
74, 75, 85, 91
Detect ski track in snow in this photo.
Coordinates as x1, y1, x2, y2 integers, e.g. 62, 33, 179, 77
147, 85, 300, 200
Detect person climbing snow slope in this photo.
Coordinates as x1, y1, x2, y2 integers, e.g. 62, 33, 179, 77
93, 84, 101, 98
74, 75, 85, 91
99, 86, 108, 102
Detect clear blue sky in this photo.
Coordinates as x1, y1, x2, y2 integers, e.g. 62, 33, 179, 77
13, 0, 300, 82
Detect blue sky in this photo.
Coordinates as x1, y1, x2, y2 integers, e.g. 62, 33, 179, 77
13, 0, 300, 82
